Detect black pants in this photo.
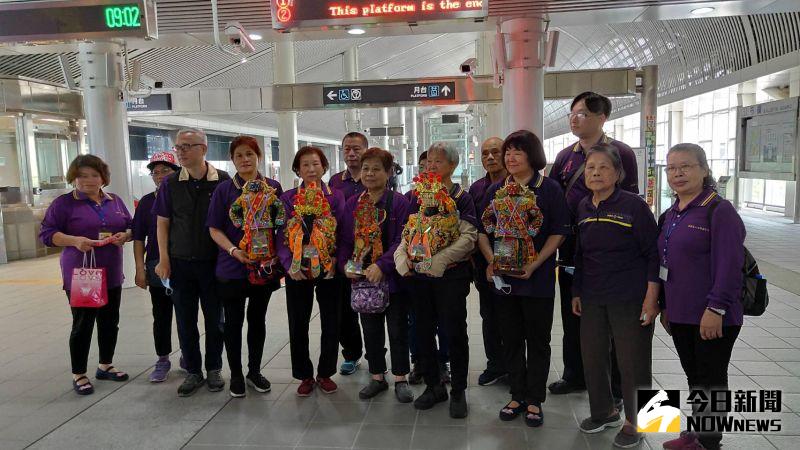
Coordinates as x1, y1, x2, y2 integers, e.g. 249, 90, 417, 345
410, 274, 470, 392
285, 277, 340, 380
408, 311, 449, 364
476, 279, 505, 373
67, 286, 122, 374
496, 295, 554, 404
170, 258, 223, 375
338, 278, 363, 361
149, 285, 173, 357
218, 278, 274, 377
581, 302, 653, 427
360, 292, 410, 376
671, 322, 741, 450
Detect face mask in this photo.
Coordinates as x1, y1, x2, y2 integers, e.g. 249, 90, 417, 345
160, 278, 173, 296
492, 275, 512, 294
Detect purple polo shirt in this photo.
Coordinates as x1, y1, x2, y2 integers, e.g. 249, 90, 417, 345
549, 136, 639, 214
329, 169, 365, 200
207, 174, 283, 280
657, 190, 745, 326
132, 192, 159, 262
337, 190, 411, 293
275, 181, 346, 274
479, 174, 572, 298
469, 174, 498, 280
572, 188, 660, 304
40, 190, 132, 291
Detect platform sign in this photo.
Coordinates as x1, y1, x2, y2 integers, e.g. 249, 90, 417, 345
323, 82, 456, 106
0, 0, 157, 43
271, 0, 488, 30
126, 94, 172, 113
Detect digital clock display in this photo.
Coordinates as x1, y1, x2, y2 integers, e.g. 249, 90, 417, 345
104, 5, 142, 29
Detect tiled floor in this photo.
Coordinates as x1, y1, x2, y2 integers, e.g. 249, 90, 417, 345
0, 210, 798, 449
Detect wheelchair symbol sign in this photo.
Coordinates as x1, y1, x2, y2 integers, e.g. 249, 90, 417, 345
339, 89, 351, 101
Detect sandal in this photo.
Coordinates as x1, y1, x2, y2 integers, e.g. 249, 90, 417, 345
499, 400, 527, 421
525, 403, 544, 427
72, 376, 94, 395
95, 365, 129, 382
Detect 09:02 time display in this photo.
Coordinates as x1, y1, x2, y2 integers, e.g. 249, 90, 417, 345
104, 5, 141, 29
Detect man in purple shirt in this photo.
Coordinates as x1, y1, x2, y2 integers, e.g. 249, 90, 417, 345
469, 137, 509, 386
328, 131, 368, 376
548, 92, 638, 398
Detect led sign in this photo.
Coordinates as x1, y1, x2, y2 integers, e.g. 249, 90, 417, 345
271, 0, 488, 30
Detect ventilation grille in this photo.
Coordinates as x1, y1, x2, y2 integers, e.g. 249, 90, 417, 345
748, 12, 800, 63
0, 53, 80, 85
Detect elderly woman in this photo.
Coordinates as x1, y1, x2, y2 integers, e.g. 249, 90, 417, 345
276, 146, 346, 397
39, 155, 133, 395
477, 130, 571, 427
570, 144, 659, 448
659, 144, 745, 450
339, 147, 413, 402
207, 136, 283, 398
394, 142, 477, 418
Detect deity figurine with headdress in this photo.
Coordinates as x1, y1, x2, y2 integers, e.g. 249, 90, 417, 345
481, 180, 544, 275
229, 178, 285, 284
345, 192, 387, 276
401, 172, 460, 273
284, 182, 337, 279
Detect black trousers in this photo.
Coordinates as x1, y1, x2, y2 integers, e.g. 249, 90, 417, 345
410, 274, 470, 392
496, 295, 554, 404
408, 311, 449, 364
360, 292, 410, 376
149, 285, 173, 357
218, 278, 274, 377
671, 322, 741, 450
170, 258, 224, 375
476, 279, 505, 373
285, 277, 340, 380
338, 278, 363, 361
67, 286, 122, 375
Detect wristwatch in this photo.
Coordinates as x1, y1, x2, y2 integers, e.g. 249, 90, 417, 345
706, 306, 726, 316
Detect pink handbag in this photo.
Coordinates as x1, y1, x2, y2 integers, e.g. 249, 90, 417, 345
69, 249, 108, 308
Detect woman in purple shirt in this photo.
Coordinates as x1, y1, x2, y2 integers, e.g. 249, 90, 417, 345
338, 148, 413, 402
39, 155, 133, 395
276, 146, 346, 397
659, 144, 745, 450
208, 136, 283, 398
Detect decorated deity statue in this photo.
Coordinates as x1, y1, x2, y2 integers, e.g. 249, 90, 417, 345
229, 178, 285, 284
284, 182, 337, 279
346, 192, 387, 276
481, 180, 544, 275
401, 172, 460, 273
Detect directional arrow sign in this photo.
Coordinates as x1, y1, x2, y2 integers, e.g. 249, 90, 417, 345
322, 81, 457, 106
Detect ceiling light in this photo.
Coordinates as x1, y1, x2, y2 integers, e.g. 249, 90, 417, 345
248, 33, 262, 41
347, 27, 366, 35
691, 7, 715, 15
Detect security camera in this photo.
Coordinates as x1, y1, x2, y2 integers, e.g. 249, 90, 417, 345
224, 21, 256, 54
140, 74, 164, 89
460, 58, 477, 75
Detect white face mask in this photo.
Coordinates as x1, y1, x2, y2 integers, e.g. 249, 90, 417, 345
492, 275, 512, 294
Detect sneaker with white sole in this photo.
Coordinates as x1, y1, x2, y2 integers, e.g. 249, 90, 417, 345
579, 413, 624, 434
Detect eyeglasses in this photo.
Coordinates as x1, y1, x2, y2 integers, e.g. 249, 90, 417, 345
567, 112, 597, 120
150, 169, 173, 177
665, 164, 700, 174
173, 143, 205, 152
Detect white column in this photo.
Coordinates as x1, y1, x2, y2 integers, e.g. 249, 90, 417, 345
343, 46, 362, 132
399, 106, 408, 186
789, 67, 800, 222
274, 40, 298, 189
501, 17, 545, 137
477, 31, 503, 139
410, 106, 419, 173
77, 41, 134, 287
669, 103, 684, 150
380, 107, 389, 149
640, 65, 658, 209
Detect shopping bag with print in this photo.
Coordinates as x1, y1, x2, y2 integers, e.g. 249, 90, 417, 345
69, 249, 108, 308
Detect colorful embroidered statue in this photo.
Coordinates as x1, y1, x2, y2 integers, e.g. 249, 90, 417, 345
229, 178, 285, 284
401, 172, 460, 272
481, 180, 543, 275
284, 182, 337, 279
346, 192, 387, 276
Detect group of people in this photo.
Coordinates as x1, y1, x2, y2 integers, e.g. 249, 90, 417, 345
40, 91, 745, 450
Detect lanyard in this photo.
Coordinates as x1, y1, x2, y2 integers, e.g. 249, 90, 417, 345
661, 208, 690, 265
85, 198, 107, 227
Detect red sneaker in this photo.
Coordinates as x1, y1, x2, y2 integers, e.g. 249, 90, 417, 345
316, 377, 338, 394
662, 431, 698, 449
296, 378, 315, 397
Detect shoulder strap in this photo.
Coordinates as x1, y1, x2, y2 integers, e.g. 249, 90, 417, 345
565, 162, 586, 196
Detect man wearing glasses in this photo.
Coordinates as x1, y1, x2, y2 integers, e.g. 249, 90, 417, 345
547, 92, 639, 401
154, 128, 231, 396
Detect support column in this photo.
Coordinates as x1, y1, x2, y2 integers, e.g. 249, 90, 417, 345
787, 67, 800, 221
274, 41, 298, 189
343, 47, 362, 132
501, 17, 545, 137
735, 81, 757, 213
669, 103, 684, 150
477, 31, 503, 139
410, 106, 419, 174
399, 106, 408, 187
77, 40, 134, 286
379, 107, 389, 149
639, 65, 658, 210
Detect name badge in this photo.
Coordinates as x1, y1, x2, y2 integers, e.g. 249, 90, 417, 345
98, 229, 113, 240
659, 265, 669, 282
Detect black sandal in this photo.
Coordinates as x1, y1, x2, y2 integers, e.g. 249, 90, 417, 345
499, 400, 527, 421
96, 365, 129, 382
525, 403, 544, 427
73, 376, 94, 395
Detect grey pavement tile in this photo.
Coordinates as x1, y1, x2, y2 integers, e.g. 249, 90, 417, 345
768, 435, 800, 449
467, 425, 527, 450
411, 424, 469, 450
363, 401, 418, 426
751, 376, 800, 393
733, 361, 794, 376
310, 399, 370, 423
188, 420, 258, 446
298, 422, 360, 447
524, 427, 588, 449
243, 420, 308, 447
353, 424, 414, 449
760, 349, 800, 362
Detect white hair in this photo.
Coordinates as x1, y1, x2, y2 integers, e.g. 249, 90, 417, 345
176, 127, 208, 145
427, 141, 459, 166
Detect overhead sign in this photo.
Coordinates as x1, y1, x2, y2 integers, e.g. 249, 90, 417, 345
271, 0, 488, 30
126, 94, 172, 112
323, 82, 456, 106
0, 0, 157, 43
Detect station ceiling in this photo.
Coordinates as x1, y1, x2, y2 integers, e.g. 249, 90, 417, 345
0, 0, 799, 141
